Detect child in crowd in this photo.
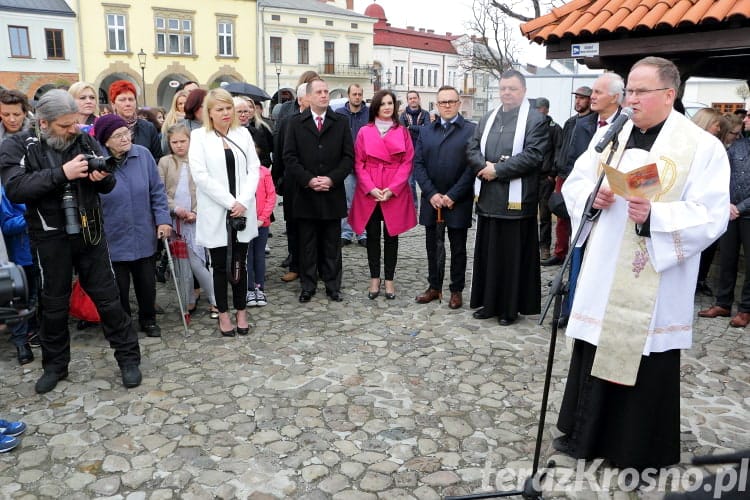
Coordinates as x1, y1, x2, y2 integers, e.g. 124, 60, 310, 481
246, 165, 276, 307
157, 124, 219, 318
0, 186, 39, 364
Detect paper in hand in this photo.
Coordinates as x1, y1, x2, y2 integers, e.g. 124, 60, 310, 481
602, 162, 662, 200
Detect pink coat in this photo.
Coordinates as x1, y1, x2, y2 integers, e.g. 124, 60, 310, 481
255, 166, 276, 227
348, 123, 417, 236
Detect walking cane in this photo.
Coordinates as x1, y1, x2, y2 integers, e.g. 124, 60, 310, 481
162, 236, 190, 337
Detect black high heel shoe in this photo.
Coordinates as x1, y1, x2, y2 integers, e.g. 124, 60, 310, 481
384, 280, 396, 300
236, 310, 250, 336
217, 314, 235, 337
368, 279, 381, 299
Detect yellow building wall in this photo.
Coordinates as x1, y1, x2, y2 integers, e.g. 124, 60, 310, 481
70, 0, 257, 108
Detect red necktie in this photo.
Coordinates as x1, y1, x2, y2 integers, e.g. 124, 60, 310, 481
598, 120, 607, 128
316, 116, 323, 132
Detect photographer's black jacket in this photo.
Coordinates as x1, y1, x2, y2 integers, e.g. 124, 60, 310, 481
0, 130, 114, 239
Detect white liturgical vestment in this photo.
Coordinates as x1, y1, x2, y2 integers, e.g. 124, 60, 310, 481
563, 110, 730, 356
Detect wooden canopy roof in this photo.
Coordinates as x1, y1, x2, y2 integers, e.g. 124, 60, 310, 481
520, 0, 750, 82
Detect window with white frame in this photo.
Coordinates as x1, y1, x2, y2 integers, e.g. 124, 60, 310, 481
8, 26, 30, 57
218, 21, 233, 56
106, 13, 127, 52
155, 14, 193, 55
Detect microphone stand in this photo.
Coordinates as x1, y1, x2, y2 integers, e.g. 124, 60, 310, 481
447, 137, 622, 500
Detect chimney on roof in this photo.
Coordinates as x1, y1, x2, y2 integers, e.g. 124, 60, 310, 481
419, 28, 425, 32
407, 25, 415, 30
427, 29, 434, 34
446, 32, 451, 36
346, 0, 353, 8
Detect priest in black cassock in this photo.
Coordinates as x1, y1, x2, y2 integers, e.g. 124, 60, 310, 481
467, 69, 549, 326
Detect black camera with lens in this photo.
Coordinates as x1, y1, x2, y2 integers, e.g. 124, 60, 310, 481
227, 215, 247, 232
83, 153, 117, 174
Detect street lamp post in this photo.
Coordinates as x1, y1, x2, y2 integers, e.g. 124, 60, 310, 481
137, 49, 147, 107
275, 63, 282, 108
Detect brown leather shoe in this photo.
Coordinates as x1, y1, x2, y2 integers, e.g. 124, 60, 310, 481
415, 288, 441, 304
281, 271, 299, 282
698, 305, 731, 318
448, 291, 462, 309
730, 312, 750, 327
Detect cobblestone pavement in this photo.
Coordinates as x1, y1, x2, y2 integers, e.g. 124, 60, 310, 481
1, 215, 749, 500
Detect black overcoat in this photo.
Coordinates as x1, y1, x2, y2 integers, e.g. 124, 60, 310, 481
282, 109, 353, 220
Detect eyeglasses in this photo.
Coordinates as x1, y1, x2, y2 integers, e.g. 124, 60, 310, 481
625, 88, 669, 97
110, 130, 133, 142
437, 100, 459, 106
728, 130, 742, 136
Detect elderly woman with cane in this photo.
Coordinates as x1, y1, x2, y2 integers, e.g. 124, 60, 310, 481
95, 113, 172, 338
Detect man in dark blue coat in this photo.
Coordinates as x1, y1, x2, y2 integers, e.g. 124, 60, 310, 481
413, 86, 476, 309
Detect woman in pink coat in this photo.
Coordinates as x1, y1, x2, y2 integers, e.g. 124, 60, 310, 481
349, 89, 417, 299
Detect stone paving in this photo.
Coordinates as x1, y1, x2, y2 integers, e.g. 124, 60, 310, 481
1, 214, 749, 500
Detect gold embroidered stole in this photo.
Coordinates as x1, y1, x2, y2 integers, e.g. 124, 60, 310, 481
590, 117, 698, 386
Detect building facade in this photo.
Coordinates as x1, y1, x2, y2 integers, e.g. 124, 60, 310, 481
258, 0, 375, 105
69, 0, 257, 109
365, 2, 465, 114
0, 0, 79, 100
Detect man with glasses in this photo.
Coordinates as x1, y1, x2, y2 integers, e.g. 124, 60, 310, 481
0, 90, 142, 393
467, 69, 549, 326
413, 86, 476, 309
555, 57, 729, 471
543, 73, 624, 266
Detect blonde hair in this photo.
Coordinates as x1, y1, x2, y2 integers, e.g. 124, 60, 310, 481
162, 89, 190, 135
691, 108, 722, 135
202, 88, 238, 132
165, 123, 191, 154
68, 81, 99, 117
233, 96, 272, 133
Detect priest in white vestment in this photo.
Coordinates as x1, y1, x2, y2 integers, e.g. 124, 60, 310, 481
555, 57, 729, 470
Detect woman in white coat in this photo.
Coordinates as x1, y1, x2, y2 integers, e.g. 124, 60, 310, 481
189, 88, 259, 337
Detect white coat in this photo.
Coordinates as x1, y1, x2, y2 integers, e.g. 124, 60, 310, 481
189, 126, 260, 248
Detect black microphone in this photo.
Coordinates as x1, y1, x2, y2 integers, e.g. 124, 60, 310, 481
594, 107, 634, 153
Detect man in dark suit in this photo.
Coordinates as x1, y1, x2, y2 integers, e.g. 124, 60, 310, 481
283, 79, 354, 303
542, 73, 623, 266
413, 86, 476, 309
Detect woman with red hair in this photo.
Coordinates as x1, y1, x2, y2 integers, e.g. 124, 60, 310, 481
107, 80, 162, 161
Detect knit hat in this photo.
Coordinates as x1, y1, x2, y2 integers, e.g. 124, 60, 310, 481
94, 114, 128, 144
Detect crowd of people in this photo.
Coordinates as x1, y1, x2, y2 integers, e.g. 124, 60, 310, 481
0, 56, 746, 472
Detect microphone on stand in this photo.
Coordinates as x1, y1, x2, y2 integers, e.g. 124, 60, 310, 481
594, 107, 634, 153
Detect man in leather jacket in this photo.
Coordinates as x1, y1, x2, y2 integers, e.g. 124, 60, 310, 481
0, 89, 141, 394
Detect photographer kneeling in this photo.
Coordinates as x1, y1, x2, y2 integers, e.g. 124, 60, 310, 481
0, 89, 142, 394
93, 114, 171, 339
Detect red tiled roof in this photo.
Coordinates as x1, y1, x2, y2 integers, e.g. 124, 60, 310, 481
374, 27, 459, 53
520, 0, 750, 43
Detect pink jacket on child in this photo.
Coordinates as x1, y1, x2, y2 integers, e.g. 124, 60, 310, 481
255, 166, 276, 227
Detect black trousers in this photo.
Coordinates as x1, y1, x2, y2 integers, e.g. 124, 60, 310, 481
286, 218, 300, 273
537, 176, 555, 249
425, 225, 468, 292
34, 236, 140, 374
112, 255, 156, 326
715, 218, 750, 311
297, 218, 342, 293
365, 204, 398, 280
209, 242, 248, 312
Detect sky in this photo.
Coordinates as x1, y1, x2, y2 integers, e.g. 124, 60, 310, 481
351, 0, 549, 66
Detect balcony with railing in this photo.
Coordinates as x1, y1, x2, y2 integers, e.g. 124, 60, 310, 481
318, 63, 375, 77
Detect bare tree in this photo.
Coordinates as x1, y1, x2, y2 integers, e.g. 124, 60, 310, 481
460, 0, 520, 79
490, 0, 561, 23
736, 83, 750, 103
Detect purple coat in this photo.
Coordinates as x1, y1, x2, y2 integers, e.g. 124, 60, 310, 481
348, 123, 416, 236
